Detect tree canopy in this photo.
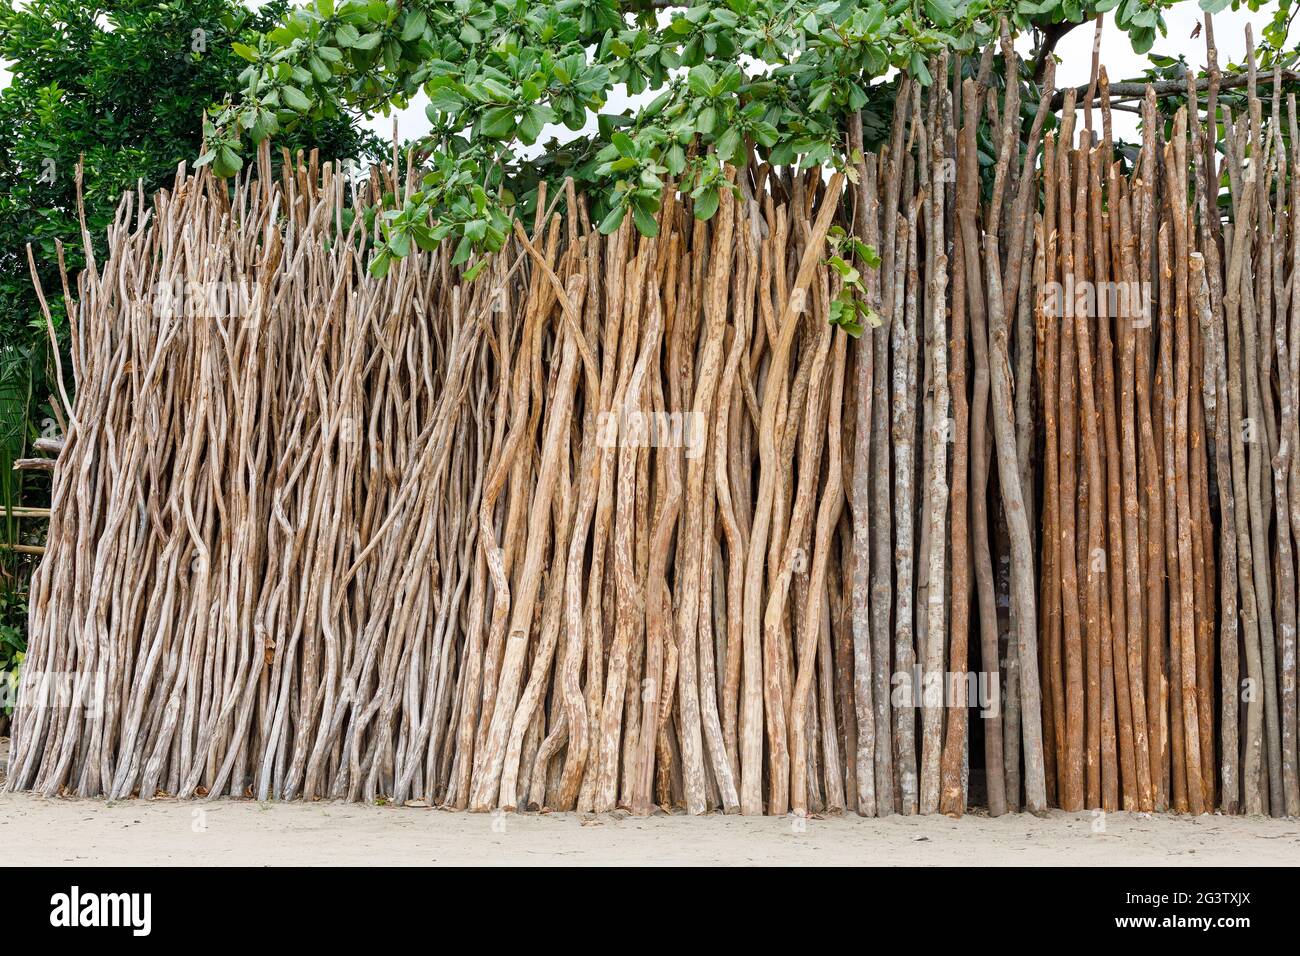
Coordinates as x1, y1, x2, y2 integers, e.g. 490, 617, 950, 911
205, 0, 1283, 278
0, 0, 381, 343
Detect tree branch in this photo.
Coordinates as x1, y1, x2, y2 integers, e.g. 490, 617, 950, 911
1032, 21, 1082, 81
1049, 70, 1300, 111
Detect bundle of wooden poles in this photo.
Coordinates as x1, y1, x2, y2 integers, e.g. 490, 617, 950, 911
6, 27, 1298, 816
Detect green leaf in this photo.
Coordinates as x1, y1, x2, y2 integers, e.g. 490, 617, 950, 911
479, 78, 513, 102
612, 131, 637, 157
481, 106, 516, 139
212, 146, 244, 179
769, 141, 795, 166
697, 105, 717, 136
688, 65, 718, 97
923, 0, 961, 27
693, 187, 720, 221
452, 235, 474, 266
402, 10, 428, 41
632, 203, 659, 237
715, 127, 741, 163
518, 106, 551, 144
281, 86, 312, 112
412, 226, 439, 253
665, 144, 687, 175
597, 205, 627, 234
909, 51, 932, 87
308, 56, 332, 83
427, 88, 465, 113
232, 42, 259, 64
752, 123, 779, 148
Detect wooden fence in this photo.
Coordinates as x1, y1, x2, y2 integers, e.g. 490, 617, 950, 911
5, 31, 1298, 816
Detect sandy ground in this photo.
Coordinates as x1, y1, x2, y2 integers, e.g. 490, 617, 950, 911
3, 738, 1299, 865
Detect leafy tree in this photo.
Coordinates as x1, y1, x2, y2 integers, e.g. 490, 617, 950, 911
0, 0, 383, 347
208, 0, 1212, 279
1198, 0, 1295, 54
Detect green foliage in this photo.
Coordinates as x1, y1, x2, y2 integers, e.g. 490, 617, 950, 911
213, 0, 1193, 273
0, 589, 25, 717
0, 0, 383, 355
0, 346, 36, 713
1198, 0, 1294, 54
825, 224, 881, 337
1011, 0, 1167, 54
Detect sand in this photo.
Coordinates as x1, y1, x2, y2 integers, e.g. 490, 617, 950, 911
3, 737, 1299, 865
